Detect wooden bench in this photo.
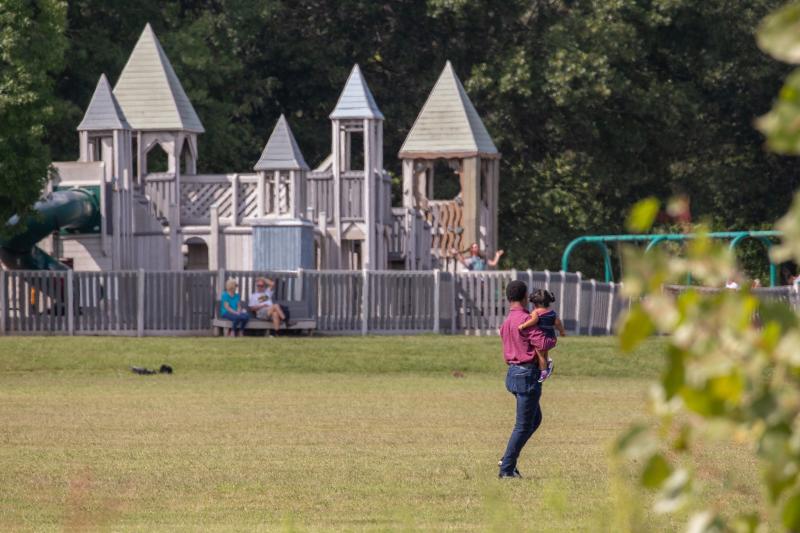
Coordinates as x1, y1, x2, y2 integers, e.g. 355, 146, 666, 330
212, 300, 316, 336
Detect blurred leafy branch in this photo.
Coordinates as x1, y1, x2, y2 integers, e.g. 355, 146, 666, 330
615, 3, 800, 531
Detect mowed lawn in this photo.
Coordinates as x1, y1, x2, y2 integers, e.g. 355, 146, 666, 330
0, 336, 762, 532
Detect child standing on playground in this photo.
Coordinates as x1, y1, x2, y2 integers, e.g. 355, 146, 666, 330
518, 289, 566, 382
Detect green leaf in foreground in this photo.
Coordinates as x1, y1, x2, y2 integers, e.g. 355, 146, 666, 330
755, 68, 800, 155
782, 490, 800, 530
641, 453, 672, 489
757, 2, 800, 64
619, 306, 655, 352
626, 198, 660, 233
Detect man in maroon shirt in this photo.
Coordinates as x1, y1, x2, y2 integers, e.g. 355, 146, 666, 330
498, 280, 543, 478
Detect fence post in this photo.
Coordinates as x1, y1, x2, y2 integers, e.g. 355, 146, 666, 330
296, 268, 305, 301
433, 269, 440, 333
451, 272, 457, 334
511, 268, 517, 281
361, 269, 369, 336
606, 282, 616, 335
66, 270, 74, 336
137, 268, 145, 337
588, 279, 596, 336
527, 269, 533, 290
544, 269, 550, 291
0, 270, 6, 335
558, 271, 566, 323
574, 271, 582, 335
217, 269, 226, 298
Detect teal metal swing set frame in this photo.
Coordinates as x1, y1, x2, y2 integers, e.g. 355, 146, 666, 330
561, 231, 783, 287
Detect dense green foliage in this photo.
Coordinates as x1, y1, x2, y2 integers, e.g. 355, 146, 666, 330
0, 0, 67, 230
22, 1, 800, 273
614, 6, 800, 529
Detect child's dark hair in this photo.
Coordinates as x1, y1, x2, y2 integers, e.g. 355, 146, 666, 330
530, 289, 555, 307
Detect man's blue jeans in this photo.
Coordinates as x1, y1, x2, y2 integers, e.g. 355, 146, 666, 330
222, 311, 250, 333
499, 364, 543, 475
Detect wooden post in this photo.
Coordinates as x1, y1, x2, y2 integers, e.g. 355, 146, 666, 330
136, 268, 144, 337
407, 209, 417, 270
331, 121, 342, 268
450, 272, 457, 334
169, 204, 181, 271
217, 269, 226, 303
273, 170, 281, 215
433, 269, 440, 333
575, 271, 582, 335
318, 211, 327, 269
231, 174, 239, 227
606, 282, 616, 335
461, 157, 481, 251
490, 158, 500, 257
361, 269, 369, 335
296, 268, 305, 301
363, 119, 373, 270
257, 171, 266, 217
209, 205, 220, 270
65, 270, 74, 336
0, 270, 6, 335
112, 185, 121, 269
588, 278, 596, 336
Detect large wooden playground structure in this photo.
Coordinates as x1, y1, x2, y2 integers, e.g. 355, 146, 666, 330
0, 24, 499, 275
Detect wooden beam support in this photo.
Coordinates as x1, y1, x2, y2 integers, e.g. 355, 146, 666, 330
461, 156, 481, 250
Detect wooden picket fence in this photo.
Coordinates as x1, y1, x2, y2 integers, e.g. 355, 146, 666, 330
0, 269, 630, 336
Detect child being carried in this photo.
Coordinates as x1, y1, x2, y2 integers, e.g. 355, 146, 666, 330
518, 289, 566, 382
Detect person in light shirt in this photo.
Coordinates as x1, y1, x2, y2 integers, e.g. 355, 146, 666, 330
248, 277, 285, 334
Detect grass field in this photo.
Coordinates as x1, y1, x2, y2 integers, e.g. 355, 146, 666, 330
0, 336, 762, 531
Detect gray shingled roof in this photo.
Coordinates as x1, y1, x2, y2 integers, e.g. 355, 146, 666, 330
77, 74, 131, 131
254, 114, 309, 171
329, 64, 384, 120
399, 61, 497, 158
113, 23, 204, 133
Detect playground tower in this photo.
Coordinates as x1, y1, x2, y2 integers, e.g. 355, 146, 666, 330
399, 61, 500, 271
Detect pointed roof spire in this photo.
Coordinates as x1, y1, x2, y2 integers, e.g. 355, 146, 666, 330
113, 23, 204, 133
329, 64, 384, 120
77, 74, 131, 131
399, 61, 497, 158
254, 115, 309, 171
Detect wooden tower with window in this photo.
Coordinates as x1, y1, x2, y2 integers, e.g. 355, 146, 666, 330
398, 61, 500, 271
327, 64, 390, 270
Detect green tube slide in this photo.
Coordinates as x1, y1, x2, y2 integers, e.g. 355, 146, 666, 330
0, 188, 100, 270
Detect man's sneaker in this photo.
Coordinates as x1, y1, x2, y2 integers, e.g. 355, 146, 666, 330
538, 369, 549, 383
497, 460, 522, 478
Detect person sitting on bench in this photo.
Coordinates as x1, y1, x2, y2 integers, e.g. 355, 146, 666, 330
220, 279, 249, 337
248, 277, 285, 334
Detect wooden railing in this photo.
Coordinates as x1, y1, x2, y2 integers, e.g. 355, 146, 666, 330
306, 172, 334, 223
341, 171, 364, 220
143, 173, 176, 223
426, 199, 463, 259
177, 173, 259, 226
389, 208, 408, 258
